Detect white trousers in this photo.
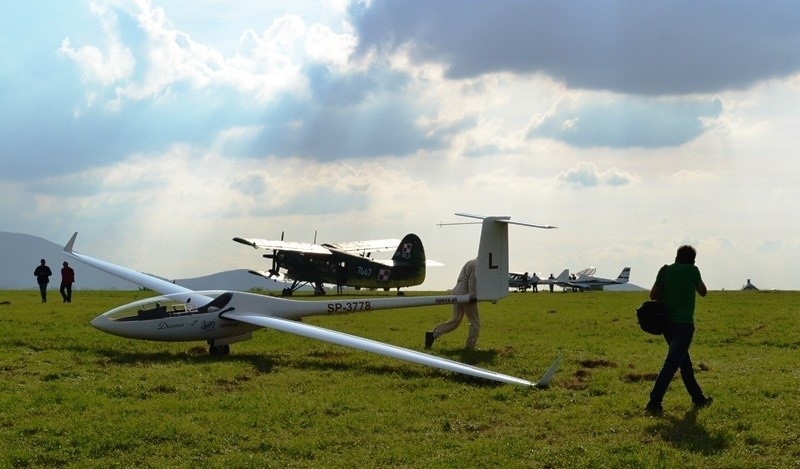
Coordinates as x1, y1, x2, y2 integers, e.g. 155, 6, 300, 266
432, 302, 480, 348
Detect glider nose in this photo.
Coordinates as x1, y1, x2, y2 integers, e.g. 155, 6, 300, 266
90, 314, 113, 333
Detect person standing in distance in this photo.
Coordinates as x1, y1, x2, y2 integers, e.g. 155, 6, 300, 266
34, 259, 52, 303
60, 261, 75, 303
646, 245, 712, 415
425, 258, 480, 349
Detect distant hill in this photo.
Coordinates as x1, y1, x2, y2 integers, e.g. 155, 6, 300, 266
0, 231, 292, 292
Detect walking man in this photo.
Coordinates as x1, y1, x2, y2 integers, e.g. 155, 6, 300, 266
34, 259, 52, 303
425, 258, 480, 349
646, 245, 713, 415
60, 261, 75, 303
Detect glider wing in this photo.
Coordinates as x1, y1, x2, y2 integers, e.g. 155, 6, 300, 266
63, 232, 208, 300
222, 310, 559, 388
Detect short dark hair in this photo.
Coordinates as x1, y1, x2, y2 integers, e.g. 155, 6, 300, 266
675, 245, 697, 264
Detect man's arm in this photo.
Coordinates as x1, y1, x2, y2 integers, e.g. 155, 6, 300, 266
696, 280, 707, 297
649, 283, 661, 300
650, 265, 666, 300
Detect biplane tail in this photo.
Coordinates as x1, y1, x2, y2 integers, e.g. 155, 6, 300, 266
390, 233, 426, 266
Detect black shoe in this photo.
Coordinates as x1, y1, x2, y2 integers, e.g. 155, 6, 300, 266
424, 332, 435, 349
694, 396, 713, 408
645, 402, 663, 416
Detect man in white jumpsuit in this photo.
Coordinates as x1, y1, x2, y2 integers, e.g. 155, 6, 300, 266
425, 258, 480, 349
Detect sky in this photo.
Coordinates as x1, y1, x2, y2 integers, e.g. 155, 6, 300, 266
3, 0, 800, 291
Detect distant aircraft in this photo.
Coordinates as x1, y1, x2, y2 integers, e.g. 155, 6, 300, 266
508, 272, 536, 291
62, 214, 560, 388
563, 267, 631, 292
233, 233, 440, 296
509, 270, 569, 291
536, 269, 571, 290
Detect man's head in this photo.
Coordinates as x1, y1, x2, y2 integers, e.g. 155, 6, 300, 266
675, 245, 697, 265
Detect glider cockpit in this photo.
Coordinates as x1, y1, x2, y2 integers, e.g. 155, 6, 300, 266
88, 291, 253, 343
106, 296, 198, 322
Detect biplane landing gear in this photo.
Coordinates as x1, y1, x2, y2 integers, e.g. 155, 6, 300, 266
281, 288, 293, 296
396, 289, 405, 297
209, 343, 230, 356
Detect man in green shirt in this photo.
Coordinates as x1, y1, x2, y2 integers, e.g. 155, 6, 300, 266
646, 245, 712, 415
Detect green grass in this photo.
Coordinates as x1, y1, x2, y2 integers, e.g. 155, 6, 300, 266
1, 289, 798, 467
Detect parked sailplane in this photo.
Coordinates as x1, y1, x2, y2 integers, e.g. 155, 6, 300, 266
63, 214, 560, 388
563, 267, 631, 292
233, 233, 440, 296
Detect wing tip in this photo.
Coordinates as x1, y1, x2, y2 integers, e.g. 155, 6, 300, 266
63, 232, 78, 253
533, 355, 562, 389
233, 237, 257, 248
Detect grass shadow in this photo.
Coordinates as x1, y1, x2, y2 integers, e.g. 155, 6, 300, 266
647, 408, 731, 455
92, 347, 277, 374
88, 346, 503, 386
437, 347, 499, 366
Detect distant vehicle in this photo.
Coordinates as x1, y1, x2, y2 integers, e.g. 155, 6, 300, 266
233, 234, 440, 296
563, 267, 631, 292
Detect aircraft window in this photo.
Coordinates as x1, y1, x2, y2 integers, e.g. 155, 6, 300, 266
110, 298, 198, 321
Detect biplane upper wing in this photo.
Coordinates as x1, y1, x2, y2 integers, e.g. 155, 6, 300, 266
232, 237, 332, 255
322, 239, 401, 254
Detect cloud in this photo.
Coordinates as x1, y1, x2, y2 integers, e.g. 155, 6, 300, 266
528, 95, 723, 148
558, 161, 637, 188
1, 0, 446, 183
351, 1, 800, 96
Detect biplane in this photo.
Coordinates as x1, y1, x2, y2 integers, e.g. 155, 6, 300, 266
233, 233, 440, 296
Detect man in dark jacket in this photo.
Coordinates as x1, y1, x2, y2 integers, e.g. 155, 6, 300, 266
60, 261, 75, 303
34, 259, 52, 303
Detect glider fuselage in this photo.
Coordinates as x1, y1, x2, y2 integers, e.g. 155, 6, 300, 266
90, 290, 461, 342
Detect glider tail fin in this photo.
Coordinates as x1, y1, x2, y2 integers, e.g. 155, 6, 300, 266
476, 217, 510, 303
555, 269, 570, 283
616, 267, 631, 284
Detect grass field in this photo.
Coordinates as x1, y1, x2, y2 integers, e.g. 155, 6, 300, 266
1, 289, 798, 468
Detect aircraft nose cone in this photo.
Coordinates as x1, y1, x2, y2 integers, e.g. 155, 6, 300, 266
90, 315, 112, 332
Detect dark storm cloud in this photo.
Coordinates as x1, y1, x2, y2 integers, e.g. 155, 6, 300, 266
351, 0, 800, 96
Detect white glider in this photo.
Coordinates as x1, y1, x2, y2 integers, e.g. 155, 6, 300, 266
64, 215, 560, 388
